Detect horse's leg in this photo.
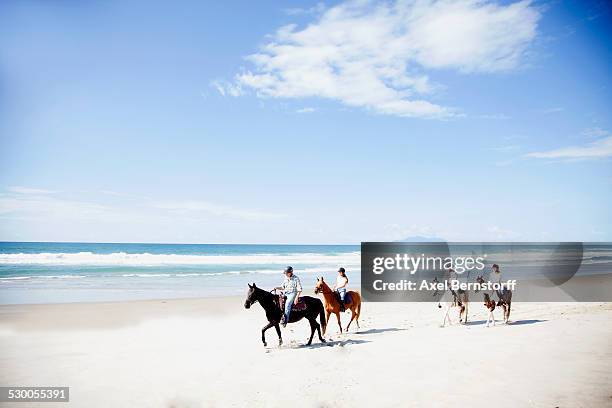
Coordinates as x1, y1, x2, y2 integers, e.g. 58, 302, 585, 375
465, 302, 468, 324
323, 310, 331, 336
315, 319, 325, 343
336, 312, 342, 334
274, 323, 282, 346
261, 321, 274, 347
502, 304, 507, 324
355, 301, 361, 328
506, 302, 511, 323
442, 303, 452, 327
440, 303, 447, 327
307, 319, 316, 346
346, 308, 356, 332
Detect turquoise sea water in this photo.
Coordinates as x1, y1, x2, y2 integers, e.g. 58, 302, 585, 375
0, 242, 360, 304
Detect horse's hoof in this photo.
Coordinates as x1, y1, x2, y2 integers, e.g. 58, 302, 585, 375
320, 338, 326, 343
263, 342, 267, 347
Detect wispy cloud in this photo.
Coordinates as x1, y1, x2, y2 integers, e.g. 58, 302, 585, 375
296, 107, 316, 114
152, 200, 287, 221
7, 186, 57, 195
285, 2, 326, 16
582, 127, 609, 139
210, 79, 243, 97
476, 113, 511, 120
525, 129, 612, 160
0, 193, 109, 218
219, 0, 541, 118
0, 188, 286, 223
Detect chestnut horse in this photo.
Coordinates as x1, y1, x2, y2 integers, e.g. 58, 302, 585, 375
314, 277, 361, 335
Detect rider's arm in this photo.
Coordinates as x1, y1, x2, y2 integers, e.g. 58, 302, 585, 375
295, 277, 302, 302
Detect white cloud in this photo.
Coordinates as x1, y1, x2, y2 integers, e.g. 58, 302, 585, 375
296, 107, 316, 113
0, 194, 109, 218
211, 79, 243, 97
285, 2, 326, 16
222, 0, 540, 118
152, 200, 287, 221
525, 130, 612, 160
534, 107, 564, 114
7, 186, 57, 195
582, 127, 609, 139
0, 189, 286, 223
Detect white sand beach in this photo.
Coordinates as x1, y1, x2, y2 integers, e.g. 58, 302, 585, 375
1, 296, 611, 408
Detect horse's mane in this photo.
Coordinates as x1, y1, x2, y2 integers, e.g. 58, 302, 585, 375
254, 286, 275, 300
319, 279, 333, 294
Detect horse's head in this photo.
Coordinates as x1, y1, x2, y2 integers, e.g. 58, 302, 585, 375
244, 283, 258, 309
314, 277, 325, 294
483, 292, 491, 305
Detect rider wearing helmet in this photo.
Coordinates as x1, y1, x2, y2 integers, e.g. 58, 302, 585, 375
333, 267, 349, 312
275, 266, 302, 327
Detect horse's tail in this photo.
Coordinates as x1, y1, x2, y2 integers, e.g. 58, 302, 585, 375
318, 299, 327, 334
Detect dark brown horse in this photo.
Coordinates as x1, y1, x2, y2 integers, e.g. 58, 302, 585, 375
476, 275, 512, 324
244, 283, 327, 347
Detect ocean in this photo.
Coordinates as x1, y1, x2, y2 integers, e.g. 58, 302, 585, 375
2, 242, 611, 305
0, 242, 360, 304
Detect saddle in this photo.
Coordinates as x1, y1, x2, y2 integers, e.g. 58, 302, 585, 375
278, 294, 307, 312
334, 291, 352, 305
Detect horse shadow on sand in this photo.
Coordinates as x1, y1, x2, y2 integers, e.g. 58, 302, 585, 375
354, 327, 407, 335
299, 338, 370, 349
463, 319, 547, 326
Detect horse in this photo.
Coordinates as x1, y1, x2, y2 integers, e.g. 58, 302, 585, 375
431, 276, 469, 327
483, 293, 497, 327
244, 283, 327, 347
476, 275, 512, 324
314, 277, 361, 335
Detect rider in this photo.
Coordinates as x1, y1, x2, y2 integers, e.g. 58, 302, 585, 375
333, 267, 349, 312
276, 266, 302, 327
490, 263, 503, 299
490, 264, 503, 285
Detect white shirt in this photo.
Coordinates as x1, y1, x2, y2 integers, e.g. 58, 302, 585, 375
490, 270, 502, 284
336, 275, 348, 289
281, 275, 302, 294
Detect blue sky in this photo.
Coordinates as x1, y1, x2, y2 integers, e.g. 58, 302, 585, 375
0, 0, 610, 244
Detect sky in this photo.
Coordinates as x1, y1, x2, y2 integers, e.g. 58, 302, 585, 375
0, 0, 610, 244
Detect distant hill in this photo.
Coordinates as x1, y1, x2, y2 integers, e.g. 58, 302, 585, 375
394, 236, 446, 242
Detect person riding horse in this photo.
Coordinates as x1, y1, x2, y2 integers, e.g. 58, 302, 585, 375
274, 266, 302, 327
333, 267, 349, 312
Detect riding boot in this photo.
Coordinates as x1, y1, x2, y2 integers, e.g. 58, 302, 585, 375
339, 300, 345, 312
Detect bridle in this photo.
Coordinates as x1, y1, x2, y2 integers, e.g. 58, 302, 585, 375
246, 287, 278, 308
